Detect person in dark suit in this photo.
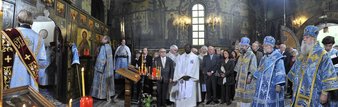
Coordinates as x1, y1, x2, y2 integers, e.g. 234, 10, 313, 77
252, 42, 263, 65
137, 48, 153, 95
218, 49, 236, 105
280, 44, 292, 72
132, 52, 141, 68
202, 46, 220, 104
280, 44, 293, 97
131, 51, 141, 102
153, 48, 174, 107
138, 48, 153, 68
198, 46, 208, 103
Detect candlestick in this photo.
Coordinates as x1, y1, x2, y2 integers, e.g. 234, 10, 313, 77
158, 67, 161, 78
141, 54, 144, 75
69, 99, 72, 107
138, 66, 141, 74
144, 64, 147, 75
81, 67, 85, 97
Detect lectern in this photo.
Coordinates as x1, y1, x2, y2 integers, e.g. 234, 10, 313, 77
116, 65, 141, 107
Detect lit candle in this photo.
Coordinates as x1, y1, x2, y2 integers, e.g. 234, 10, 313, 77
141, 54, 144, 75
152, 67, 156, 78
81, 67, 85, 97
138, 66, 141, 74
69, 99, 72, 107
22, 104, 26, 107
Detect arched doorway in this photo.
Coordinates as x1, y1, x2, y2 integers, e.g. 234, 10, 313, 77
280, 26, 300, 49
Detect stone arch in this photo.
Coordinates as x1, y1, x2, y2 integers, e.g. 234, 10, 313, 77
295, 11, 338, 44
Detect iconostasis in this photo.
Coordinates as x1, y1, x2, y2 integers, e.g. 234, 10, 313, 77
1, 0, 109, 103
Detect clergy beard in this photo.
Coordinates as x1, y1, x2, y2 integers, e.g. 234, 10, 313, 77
263, 48, 273, 54
300, 40, 315, 56
240, 49, 247, 54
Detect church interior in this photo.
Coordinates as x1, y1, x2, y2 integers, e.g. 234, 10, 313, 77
0, 0, 338, 107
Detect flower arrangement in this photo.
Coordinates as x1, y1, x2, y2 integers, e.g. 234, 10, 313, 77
141, 93, 152, 107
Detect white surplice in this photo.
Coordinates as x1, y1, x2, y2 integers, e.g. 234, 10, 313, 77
170, 52, 201, 107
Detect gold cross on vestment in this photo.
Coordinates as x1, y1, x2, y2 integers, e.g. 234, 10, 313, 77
5, 55, 12, 63
25, 54, 31, 60
310, 54, 319, 61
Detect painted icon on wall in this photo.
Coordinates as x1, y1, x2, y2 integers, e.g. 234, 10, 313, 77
77, 28, 91, 56
56, 0, 65, 18
93, 34, 103, 55
94, 22, 100, 31
70, 8, 79, 22
88, 19, 94, 29
2, 1, 15, 29
79, 14, 87, 26
41, 0, 54, 8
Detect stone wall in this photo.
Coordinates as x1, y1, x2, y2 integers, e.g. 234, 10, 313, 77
265, 0, 338, 46
110, 0, 265, 49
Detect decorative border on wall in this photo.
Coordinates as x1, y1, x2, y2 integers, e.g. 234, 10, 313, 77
2, 1, 15, 29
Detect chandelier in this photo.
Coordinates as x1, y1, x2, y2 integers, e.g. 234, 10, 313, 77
292, 16, 307, 28
207, 15, 221, 31
173, 15, 191, 30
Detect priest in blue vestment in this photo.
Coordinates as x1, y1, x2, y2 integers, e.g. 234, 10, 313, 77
10, 10, 47, 91
252, 36, 286, 107
90, 36, 115, 101
321, 36, 338, 107
322, 36, 338, 70
234, 37, 257, 107
287, 25, 338, 107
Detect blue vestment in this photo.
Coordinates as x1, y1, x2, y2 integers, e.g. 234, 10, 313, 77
90, 44, 115, 99
234, 48, 257, 103
287, 42, 338, 107
10, 27, 47, 91
252, 50, 286, 107
113, 45, 131, 79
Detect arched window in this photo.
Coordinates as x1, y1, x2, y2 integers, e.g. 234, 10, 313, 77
192, 4, 205, 46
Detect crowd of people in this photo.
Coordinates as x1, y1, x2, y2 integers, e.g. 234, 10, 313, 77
123, 25, 338, 107
6, 10, 338, 107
